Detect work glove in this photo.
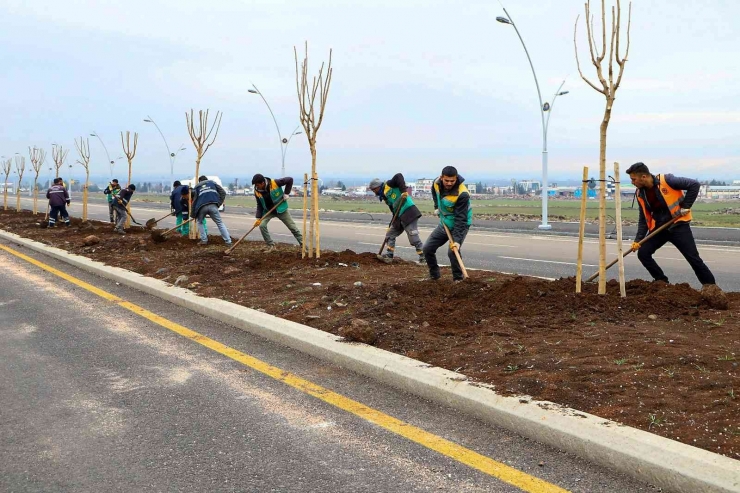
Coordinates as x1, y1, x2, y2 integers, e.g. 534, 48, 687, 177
449, 241, 459, 251
254, 219, 262, 227
400, 192, 408, 200
631, 242, 641, 251
66, 200, 71, 206
433, 209, 439, 217
679, 208, 690, 216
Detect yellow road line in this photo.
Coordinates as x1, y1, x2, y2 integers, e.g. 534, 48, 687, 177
0, 243, 569, 493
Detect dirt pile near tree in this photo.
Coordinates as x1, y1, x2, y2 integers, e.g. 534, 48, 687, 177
1, 209, 738, 459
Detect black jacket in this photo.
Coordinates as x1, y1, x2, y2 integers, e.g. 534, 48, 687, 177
635, 174, 699, 241
117, 188, 134, 207
378, 173, 421, 227
255, 177, 293, 218
46, 185, 69, 207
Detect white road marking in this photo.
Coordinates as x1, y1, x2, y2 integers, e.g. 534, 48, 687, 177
499, 256, 597, 267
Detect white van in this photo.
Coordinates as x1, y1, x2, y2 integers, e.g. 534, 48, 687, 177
179, 175, 226, 212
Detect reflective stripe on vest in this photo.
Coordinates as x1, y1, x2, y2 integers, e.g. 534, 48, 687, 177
255, 179, 288, 214
433, 180, 473, 229
636, 174, 692, 231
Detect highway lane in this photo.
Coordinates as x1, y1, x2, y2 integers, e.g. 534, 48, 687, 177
15, 196, 740, 290
0, 240, 654, 492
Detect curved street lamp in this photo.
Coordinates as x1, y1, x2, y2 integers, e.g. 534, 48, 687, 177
497, 8, 569, 230
248, 84, 303, 177
90, 131, 115, 179
144, 116, 185, 191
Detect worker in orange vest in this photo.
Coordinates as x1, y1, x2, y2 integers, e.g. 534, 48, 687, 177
626, 162, 716, 286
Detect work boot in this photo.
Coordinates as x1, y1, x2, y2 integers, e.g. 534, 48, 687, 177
380, 252, 394, 264
114, 228, 125, 235
417, 253, 426, 265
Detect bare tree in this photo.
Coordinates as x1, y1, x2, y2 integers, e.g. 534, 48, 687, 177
574, 0, 632, 294
75, 137, 92, 221
2, 158, 11, 211
120, 131, 138, 227
52, 145, 69, 180
295, 41, 333, 259
185, 109, 223, 239
14, 156, 25, 212
29, 147, 46, 215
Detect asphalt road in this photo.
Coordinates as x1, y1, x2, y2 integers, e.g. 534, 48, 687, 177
15, 195, 740, 291
0, 240, 654, 492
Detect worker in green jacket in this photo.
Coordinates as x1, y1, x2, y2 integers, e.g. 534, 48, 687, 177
369, 173, 424, 264
423, 166, 472, 281
103, 179, 121, 223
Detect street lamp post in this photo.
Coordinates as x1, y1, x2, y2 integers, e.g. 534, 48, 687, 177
90, 132, 116, 179
496, 9, 569, 230
248, 85, 303, 177
143, 116, 185, 191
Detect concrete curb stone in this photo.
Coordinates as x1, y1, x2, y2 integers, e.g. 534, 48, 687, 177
1, 229, 738, 493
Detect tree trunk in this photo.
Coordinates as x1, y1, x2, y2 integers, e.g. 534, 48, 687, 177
16, 178, 22, 212
83, 170, 90, 221
190, 157, 202, 240
33, 179, 38, 214
302, 172, 308, 259
597, 98, 613, 295
309, 145, 317, 258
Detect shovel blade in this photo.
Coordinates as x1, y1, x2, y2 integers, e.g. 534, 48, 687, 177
146, 218, 157, 229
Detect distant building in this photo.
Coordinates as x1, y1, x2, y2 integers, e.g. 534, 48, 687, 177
467, 183, 477, 194
519, 180, 540, 192
414, 178, 435, 195
700, 185, 740, 199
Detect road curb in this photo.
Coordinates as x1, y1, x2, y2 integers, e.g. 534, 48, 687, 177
1, 229, 738, 493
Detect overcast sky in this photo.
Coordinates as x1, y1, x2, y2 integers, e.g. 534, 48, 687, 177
1, 0, 738, 183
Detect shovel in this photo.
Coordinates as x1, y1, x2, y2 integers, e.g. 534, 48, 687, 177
146, 211, 173, 230
442, 223, 469, 280
225, 198, 285, 255
586, 215, 681, 283
116, 200, 143, 226
151, 218, 195, 243
38, 202, 51, 228
376, 193, 407, 263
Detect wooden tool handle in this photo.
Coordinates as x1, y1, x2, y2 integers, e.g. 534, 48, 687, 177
442, 223, 469, 279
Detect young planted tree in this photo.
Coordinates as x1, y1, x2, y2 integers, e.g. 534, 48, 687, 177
75, 137, 92, 221
295, 41, 333, 259
120, 131, 138, 227
2, 158, 11, 211
574, 0, 632, 294
14, 156, 25, 212
52, 145, 69, 179
29, 147, 46, 214
185, 109, 223, 239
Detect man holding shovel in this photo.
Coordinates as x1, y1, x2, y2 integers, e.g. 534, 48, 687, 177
113, 184, 136, 234
627, 162, 716, 286
46, 178, 71, 228
252, 174, 302, 252
193, 175, 231, 246
103, 179, 121, 223
423, 166, 472, 282
368, 174, 424, 264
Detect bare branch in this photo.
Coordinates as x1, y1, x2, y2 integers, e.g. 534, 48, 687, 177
599, 0, 606, 63
575, 14, 606, 94
607, 5, 617, 91
614, 2, 632, 90
589, 14, 600, 59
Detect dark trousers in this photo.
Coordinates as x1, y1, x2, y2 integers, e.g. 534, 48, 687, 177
422, 224, 469, 280
48, 205, 69, 226
637, 222, 715, 285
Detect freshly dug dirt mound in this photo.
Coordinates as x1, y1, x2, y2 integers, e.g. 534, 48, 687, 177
1, 208, 738, 459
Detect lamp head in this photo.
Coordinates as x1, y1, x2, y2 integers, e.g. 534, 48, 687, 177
557, 91, 570, 96
143, 119, 152, 122
248, 89, 258, 94
496, 16, 512, 25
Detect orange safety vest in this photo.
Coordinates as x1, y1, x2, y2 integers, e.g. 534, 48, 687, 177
635, 174, 692, 231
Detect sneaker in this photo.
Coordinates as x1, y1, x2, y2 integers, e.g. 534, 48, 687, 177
114, 228, 125, 235
379, 252, 394, 264
263, 245, 276, 253
453, 278, 464, 283
417, 254, 426, 265
65, 222, 71, 227
198, 241, 208, 246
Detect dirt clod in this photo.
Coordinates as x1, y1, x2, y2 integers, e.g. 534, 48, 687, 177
82, 235, 100, 246
338, 319, 377, 345
701, 284, 729, 310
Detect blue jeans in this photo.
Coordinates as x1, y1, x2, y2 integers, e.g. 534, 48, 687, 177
196, 204, 231, 244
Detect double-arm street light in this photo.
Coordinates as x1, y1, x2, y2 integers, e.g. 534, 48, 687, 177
143, 116, 186, 191
496, 8, 569, 230
248, 84, 303, 177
